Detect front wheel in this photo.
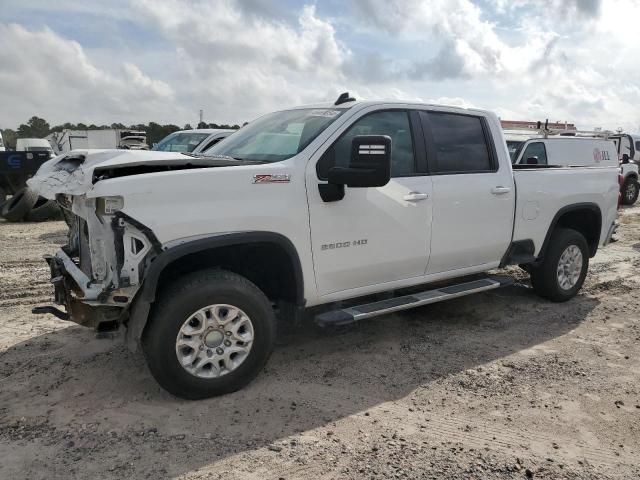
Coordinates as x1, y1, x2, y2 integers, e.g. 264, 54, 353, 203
530, 228, 589, 302
142, 269, 277, 399
621, 177, 639, 205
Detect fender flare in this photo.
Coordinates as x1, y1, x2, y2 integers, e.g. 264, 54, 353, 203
125, 231, 305, 351
141, 231, 304, 303
537, 202, 602, 260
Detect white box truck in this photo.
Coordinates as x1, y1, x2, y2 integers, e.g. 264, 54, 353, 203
16, 138, 55, 157
47, 129, 148, 154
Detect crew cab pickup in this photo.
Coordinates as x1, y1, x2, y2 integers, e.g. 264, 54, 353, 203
28, 95, 619, 399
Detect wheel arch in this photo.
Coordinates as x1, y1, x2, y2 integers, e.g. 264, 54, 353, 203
126, 231, 305, 351
537, 203, 602, 261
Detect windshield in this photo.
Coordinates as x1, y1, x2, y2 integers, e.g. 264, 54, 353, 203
153, 132, 211, 153
506, 140, 524, 163
204, 108, 345, 162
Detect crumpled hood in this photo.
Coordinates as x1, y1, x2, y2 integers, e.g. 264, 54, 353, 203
27, 149, 254, 199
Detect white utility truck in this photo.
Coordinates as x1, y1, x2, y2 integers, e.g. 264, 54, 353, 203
512, 137, 618, 167
610, 132, 640, 163
511, 132, 639, 205
47, 129, 148, 154
28, 94, 619, 399
609, 133, 640, 204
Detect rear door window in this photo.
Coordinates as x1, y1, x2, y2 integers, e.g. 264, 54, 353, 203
422, 112, 494, 174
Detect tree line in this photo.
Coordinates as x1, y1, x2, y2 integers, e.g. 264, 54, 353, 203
1, 116, 242, 149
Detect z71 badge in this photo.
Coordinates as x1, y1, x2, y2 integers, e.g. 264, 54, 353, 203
253, 174, 291, 184
321, 239, 367, 251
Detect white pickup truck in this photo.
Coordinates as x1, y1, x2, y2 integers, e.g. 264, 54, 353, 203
28, 94, 619, 399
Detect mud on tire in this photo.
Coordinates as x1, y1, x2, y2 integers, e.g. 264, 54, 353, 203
530, 228, 589, 302
621, 177, 639, 205
142, 269, 277, 399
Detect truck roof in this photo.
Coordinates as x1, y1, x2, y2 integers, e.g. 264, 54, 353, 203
288, 99, 492, 117
522, 136, 616, 144
17, 138, 52, 147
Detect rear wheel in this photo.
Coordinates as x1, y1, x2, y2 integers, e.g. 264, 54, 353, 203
142, 269, 276, 399
621, 177, 639, 205
530, 228, 589, 302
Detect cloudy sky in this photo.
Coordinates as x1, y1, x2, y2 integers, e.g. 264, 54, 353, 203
1, 0, 639, 131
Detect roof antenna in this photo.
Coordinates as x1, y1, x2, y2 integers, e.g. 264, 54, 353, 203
335, 92, 355, 105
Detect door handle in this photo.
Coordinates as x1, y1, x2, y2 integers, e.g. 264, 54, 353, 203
403, 191, 429, 202
491, 186, 511, 195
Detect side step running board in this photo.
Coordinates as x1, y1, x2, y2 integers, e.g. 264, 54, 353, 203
315, 275, 514, 327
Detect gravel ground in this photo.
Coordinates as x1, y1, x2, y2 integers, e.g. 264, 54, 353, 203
0, 205, 639, 479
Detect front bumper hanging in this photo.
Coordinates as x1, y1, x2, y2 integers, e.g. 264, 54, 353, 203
32, 250, 121, 328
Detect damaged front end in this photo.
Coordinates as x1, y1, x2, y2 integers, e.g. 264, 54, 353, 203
28, 151, 162, 331
33, 200, 159, 330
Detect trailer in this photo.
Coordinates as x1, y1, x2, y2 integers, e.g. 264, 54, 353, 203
47, 129, 148, 154
0, 151, 52, 196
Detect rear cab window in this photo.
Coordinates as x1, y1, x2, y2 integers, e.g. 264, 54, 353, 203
419, 111, 496, 174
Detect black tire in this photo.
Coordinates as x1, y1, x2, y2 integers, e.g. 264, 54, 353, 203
1, 187, 38, 222
0, 186, 7, 209
530, 228, 589, 302
142, 269, 277, 399
621, 177, 639, 205
25, 197, 62, 222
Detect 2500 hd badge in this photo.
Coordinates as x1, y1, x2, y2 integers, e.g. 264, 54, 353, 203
321, 239, 368, 251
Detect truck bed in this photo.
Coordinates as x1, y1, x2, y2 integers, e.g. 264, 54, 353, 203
512, 166, 619, 256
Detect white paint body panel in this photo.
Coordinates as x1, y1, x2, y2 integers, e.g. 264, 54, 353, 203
512, 167, 619, 256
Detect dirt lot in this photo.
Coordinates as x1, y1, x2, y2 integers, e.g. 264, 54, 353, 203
1, 206, 639, 480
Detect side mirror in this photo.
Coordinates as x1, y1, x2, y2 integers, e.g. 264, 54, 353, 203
327, 135, 391, 188
525, 156, 539, 165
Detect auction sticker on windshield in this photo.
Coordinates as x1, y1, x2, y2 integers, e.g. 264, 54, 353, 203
309, 109, 341, 117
